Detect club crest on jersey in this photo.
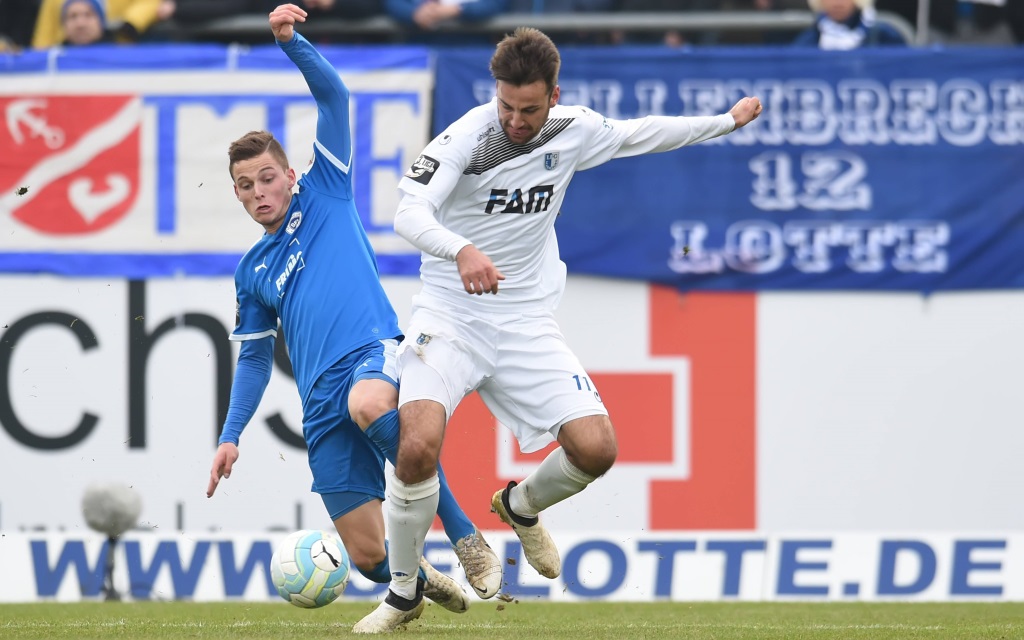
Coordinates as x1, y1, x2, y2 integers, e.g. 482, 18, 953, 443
544, 152, 560, 170
285, 210, 302, 235
416, 333, 432, 346
405, 154, 439, 185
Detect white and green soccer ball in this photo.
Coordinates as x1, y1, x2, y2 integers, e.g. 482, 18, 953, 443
270, 529, 351, 608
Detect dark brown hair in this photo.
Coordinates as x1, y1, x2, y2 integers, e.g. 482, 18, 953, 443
489, 27, 560, 95
227, 130, 289, 179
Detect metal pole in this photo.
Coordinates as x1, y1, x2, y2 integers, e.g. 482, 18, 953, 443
916, 0, 932, 44
103, 536, 121, 601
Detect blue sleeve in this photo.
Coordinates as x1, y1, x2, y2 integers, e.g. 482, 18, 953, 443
458, 0, 510, 21
278, 32, 353, 183
219, 337, 275, 445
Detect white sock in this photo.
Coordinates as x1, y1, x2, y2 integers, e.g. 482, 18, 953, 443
387, 473, 440, 600
509, 447, 596, 518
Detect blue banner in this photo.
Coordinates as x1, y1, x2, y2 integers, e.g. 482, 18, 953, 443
435, 48, 1024, 291
1, 44, 431, 278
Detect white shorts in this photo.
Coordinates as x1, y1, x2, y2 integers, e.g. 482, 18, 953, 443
396, 296, 608, 453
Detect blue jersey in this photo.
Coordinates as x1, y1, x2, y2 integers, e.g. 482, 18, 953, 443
230, 33, 401, 405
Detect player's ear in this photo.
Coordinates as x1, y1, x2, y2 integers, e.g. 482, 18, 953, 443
287, 167, 297, 189
550, 85, 560, 108
233, 184, 241, 202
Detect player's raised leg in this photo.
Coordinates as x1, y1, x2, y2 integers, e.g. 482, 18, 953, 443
492, 414, 617, 579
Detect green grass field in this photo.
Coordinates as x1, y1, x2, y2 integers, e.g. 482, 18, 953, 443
2, 602, 1022, 640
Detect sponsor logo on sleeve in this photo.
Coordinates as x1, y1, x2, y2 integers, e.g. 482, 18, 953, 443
405, 154, 439, 185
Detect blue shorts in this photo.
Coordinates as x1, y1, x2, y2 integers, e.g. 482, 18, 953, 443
321, 491, 379, 521
303, 338, 399, 513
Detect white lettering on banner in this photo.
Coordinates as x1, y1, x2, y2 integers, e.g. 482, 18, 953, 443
749, 151, 871, 212
669, 220, 949, 275
2, 532, 1021, 602
474, 78, 1024, 146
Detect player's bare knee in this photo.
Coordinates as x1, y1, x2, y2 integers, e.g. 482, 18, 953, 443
573, 441, 617, 477
592, 441, 618, 476
349, 393, 393, 430
348, 545, 386, 573
395, 438, 438, 483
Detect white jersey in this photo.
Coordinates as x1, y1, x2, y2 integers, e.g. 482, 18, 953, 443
396, 98, 736, 312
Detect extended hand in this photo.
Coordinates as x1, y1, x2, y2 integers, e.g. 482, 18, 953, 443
456, 245, 505, 295
269, 4, 307, 43
729, 97, 763, 130
207, 442, 240, 498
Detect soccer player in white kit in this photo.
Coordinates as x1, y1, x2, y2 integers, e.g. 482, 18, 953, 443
353, 27, 763, 633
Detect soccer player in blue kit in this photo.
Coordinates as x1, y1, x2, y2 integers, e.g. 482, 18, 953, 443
204, 4, 501, 616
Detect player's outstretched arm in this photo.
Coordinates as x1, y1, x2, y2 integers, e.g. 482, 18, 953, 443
270, 3, 353, 176
206, 337, 274, 497
728, 97, 763, 130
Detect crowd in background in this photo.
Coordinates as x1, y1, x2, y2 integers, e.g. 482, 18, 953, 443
0, 0, 1021, 52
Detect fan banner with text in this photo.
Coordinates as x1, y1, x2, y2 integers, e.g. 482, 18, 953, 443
434, 47, 1024, 291
0, 44, 430, 277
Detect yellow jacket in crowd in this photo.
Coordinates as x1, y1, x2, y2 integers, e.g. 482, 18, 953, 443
32, 0, 162, 48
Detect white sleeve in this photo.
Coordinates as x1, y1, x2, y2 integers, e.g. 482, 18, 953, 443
394, 192, 472, 261
578, 112, 737, 171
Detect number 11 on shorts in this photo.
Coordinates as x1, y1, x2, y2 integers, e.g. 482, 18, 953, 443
572, 374, 592, 391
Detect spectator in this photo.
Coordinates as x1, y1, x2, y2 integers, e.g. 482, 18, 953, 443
1, 0, 41, 51
60, 0, 113, 45
32, 0, 161, 47
792, 0, 907, 47
384, 0, 509, 41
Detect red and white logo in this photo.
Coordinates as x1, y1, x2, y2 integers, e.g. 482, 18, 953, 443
440, 286, 757, 531
1, 96, 141, 235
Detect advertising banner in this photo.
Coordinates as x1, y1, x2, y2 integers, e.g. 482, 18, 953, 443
1, 531, 1018, 602
0, 44, 430, 277
3, 275, 1023, 537
434, 48, 1024, 291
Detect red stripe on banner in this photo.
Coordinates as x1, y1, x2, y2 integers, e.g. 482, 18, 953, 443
648, 287, 757, 530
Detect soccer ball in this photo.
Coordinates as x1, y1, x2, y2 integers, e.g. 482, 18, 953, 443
270, 529, 351, 608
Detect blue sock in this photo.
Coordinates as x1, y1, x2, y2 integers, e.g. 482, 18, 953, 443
356, 541, 428, 584
365, 410, 476, 543
358, 556, 391, 583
